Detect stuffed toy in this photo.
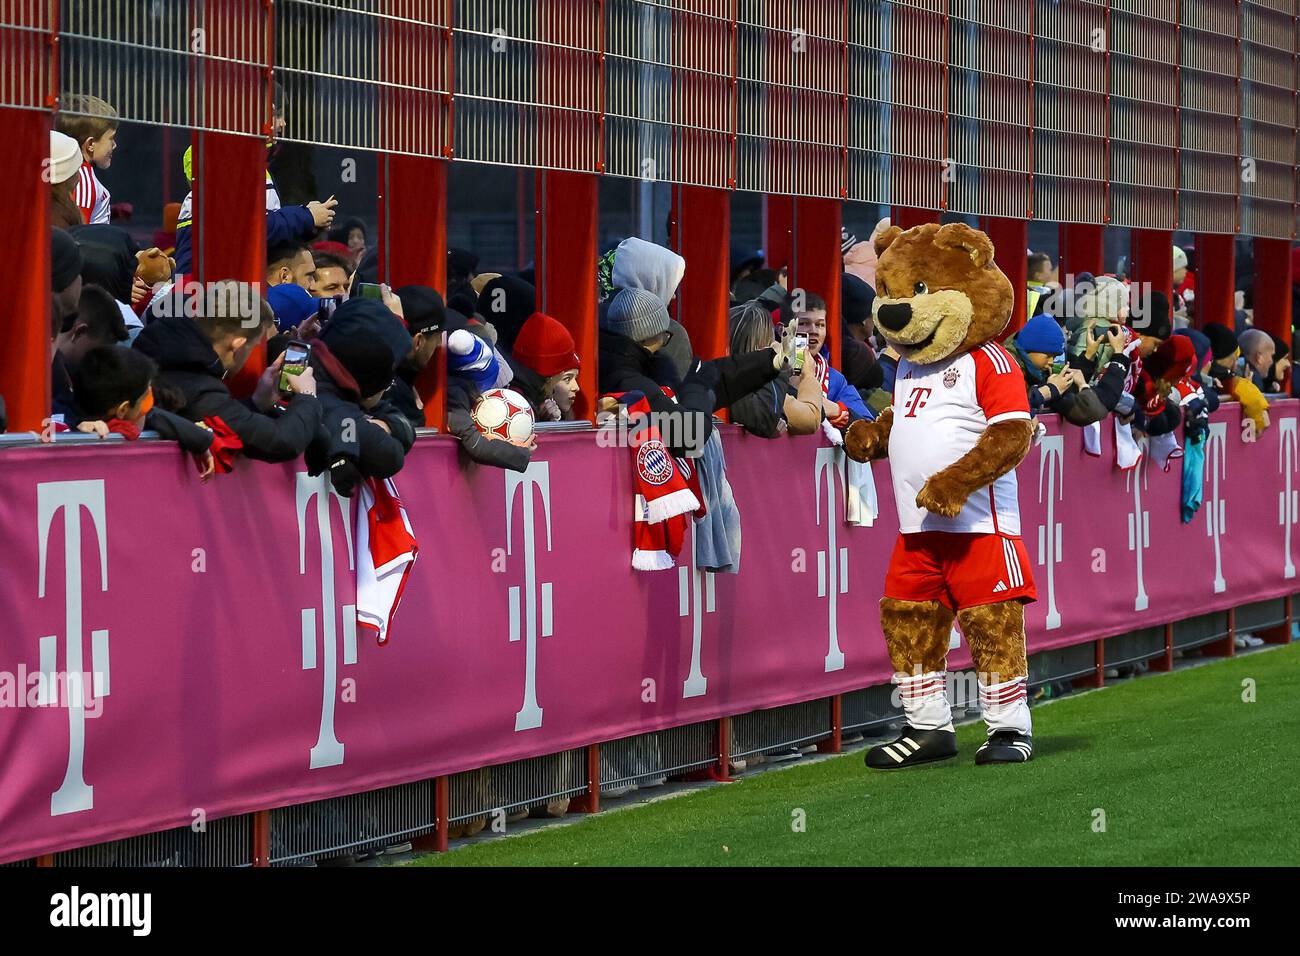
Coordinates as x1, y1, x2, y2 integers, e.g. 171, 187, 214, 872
844, 222, 1037, 767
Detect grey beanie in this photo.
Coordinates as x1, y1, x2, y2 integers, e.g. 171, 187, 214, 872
604, 287, 669, 343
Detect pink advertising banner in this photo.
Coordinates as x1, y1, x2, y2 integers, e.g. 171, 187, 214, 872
0, 402, 1297, 862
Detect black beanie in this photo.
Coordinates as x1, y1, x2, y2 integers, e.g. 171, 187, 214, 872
328, 336, 396, 398
841, 273, 876, 328
394, 284, 447, 336
1203, 322, 1239, 362
476, 274, 536, 352
322, 298, 413, 367
1127, 290, 1172, 340
51, 229, 83, 292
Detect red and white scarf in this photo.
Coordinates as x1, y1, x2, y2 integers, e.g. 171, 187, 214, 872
609, 391, 704, 571
355, 477, 419, 645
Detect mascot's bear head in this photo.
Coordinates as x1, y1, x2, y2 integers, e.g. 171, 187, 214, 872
871, 222, 1014, 366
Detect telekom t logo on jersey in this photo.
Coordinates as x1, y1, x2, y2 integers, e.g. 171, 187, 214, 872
903, 388, 933, 418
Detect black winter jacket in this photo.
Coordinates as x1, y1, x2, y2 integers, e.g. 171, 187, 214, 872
597, 328, 717, 457
133, 317, 322, 462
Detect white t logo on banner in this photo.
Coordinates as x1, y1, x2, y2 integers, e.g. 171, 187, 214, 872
505, 462, 553, 732
37, 480, 110, 817
678, 523, 715, 699
1037, 435, 1065, 630
814, 447, 850, 673
296, 472, 356, 770
1126, 445, 1151, 612
1205, 421, 1228, 594
1278, 418, 1297, 580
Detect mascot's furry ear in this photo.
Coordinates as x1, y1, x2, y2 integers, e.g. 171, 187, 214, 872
873, 225, 905, 258
935, 222, 995, 268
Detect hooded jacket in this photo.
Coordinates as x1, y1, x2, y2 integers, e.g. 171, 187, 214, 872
133, 316, 322, 462
611, 237, 686, 304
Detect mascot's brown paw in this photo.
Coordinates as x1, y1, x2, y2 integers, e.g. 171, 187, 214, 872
844, 409, 893, 463
916, 473, 967, 518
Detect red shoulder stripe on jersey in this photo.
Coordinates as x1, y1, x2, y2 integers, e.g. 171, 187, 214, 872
978, 342, 1014, 375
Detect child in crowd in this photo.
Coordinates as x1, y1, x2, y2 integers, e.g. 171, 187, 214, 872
510, 312, 581, 421
55, 93, 118, 226
69, 345, 216, 478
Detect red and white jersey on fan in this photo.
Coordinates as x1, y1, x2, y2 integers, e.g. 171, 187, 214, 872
890, 343, 1030, 535
74, 162, 111, 225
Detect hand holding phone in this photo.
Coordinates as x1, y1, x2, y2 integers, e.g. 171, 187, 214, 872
279, 340, 313, 394
792, 333, 809, 373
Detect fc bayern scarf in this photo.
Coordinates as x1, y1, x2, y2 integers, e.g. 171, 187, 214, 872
608, 391, 703, 571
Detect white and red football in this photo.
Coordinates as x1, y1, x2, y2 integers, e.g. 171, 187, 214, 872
470, 388, 535, 446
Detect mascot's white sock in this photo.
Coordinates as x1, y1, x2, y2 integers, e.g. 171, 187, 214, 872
894, 671, 953, 732
979, 676, 1031, 735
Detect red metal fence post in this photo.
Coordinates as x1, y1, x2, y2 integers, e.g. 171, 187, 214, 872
981, 217, 1030, 339
817, 695, 843, 754
715, 717, 734, 782
672, 185, 732, 362
1148, 622, 1175, 672
538, 170, 599, 422
1058, 223, 1105, 279
891, 206, 940, 231
793, 197, 844, 370
384, 155, 449, 430
1130, 228, 1175, 312
1202, 607, 1236, 658
251, 809, 270, 866
1251, 238, 1293, 357
764, 195, 795, 273
0, 108, 51, 433
568, 743, 602, 814
1195, 233, 1236, 330
1259, 595, 1292, 646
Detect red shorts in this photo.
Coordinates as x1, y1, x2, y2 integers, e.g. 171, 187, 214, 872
884, 531, 1037, 611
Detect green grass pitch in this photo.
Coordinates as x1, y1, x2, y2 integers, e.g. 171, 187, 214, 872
409, 643, 1300, 867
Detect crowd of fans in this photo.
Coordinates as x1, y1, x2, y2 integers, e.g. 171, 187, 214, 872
12, 92, 1300, 544
8, 89, 1298, 852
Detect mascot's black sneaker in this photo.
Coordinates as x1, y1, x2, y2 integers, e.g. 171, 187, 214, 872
975, 730, 1034, 765
864, 726, 957, 769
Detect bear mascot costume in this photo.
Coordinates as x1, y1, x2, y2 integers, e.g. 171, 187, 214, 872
844, 222, 1037, 767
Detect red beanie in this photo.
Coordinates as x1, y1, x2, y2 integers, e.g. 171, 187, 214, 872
512, 312, 580, 377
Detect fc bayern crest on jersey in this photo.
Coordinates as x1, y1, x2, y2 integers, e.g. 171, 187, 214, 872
637, 440, 674, 485
943, 367, 961, 388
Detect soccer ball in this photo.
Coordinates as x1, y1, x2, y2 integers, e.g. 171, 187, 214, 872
471, 388, 535, 446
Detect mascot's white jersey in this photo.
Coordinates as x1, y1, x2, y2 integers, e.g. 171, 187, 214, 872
889, 342, 1030, 536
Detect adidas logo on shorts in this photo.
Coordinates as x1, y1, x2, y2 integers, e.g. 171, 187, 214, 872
993, 580, 1008, 593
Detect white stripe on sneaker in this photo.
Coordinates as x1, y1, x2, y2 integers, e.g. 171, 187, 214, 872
883, 745, 905, 763
902, 737, 920, 750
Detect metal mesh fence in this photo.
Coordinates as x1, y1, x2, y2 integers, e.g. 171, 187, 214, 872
1, 0, 53, 111
269, 778, 437, 864
5, 0, 1289, 233
730, 698, 832, 757
55, 815, 251, 867
448, 747, 587, 823
600, 721, 718, 789
1171, 609, 1232, 650
59, 0, 269, 135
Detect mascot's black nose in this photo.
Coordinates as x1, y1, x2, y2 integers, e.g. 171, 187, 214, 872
877, 302, 913, 332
